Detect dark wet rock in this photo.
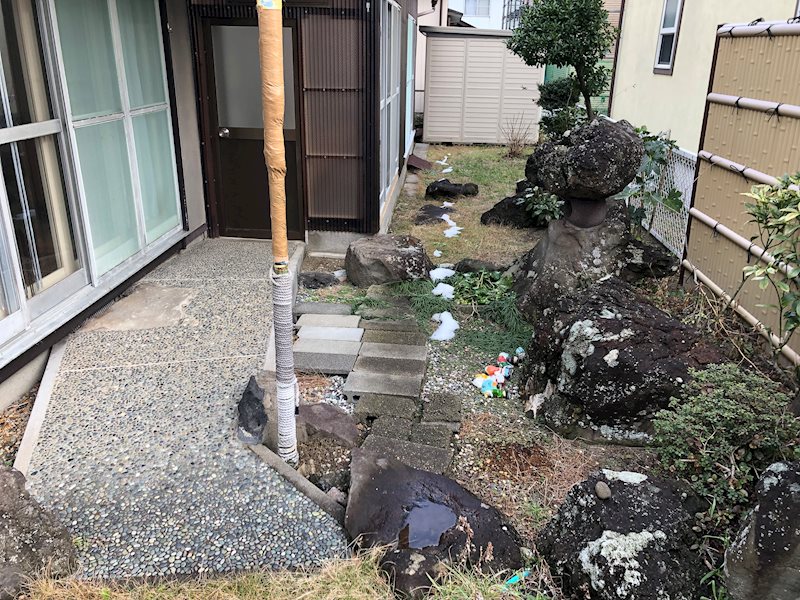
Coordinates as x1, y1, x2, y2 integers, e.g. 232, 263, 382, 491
480, 194, 538, 229
725, 461, 800, 600
297, 402, 361, 449
415, 204, 455, 225
523, 277, 721, 443
346, 449, 523, 598
425, 179, 479, 198
454, 258, 506, 274
315, 468, 351, 493
298, 271, 339, 289
526, 119, 644, 201
0, 468, 77, 600
345, 235, 434, 288
538, 469, 706, 600
236, 375, 267, 445
509, 202, 677, 320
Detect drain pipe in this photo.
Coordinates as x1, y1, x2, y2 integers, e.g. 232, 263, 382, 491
682, 259, 800, 366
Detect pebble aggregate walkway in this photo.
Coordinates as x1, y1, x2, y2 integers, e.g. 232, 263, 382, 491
25, 239, 349, 579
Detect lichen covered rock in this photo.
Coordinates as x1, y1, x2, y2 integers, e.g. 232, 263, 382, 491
345, 235, 433, 288
725, 461, 800, 600
538, 469, 706, 599
523, 277, 721, 443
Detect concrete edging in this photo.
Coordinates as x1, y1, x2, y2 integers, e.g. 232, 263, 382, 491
247, 443, 346, 525
13, 340, 67, 476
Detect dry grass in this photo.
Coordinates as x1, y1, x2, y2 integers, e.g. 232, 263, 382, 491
391, 145, 543, 266
1, 385, 36, 467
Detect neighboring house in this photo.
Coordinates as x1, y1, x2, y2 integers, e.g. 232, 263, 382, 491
449, 0, 503, 29
0, 0, 417, 375
415, 0, 449, 112
610, 0, 799, 151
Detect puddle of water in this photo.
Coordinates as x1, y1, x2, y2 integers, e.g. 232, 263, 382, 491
398, 500, 457, 549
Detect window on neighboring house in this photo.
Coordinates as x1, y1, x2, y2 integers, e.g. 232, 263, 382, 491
655, 0, 683, 73
464, 0, 490, 18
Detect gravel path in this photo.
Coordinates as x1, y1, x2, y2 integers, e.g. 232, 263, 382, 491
25, 239, 349, 579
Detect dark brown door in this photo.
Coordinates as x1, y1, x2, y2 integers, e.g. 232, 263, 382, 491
207, 21, 303, 239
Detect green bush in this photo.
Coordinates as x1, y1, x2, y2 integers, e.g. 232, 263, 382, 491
538, 77, 580, 109
653, 363, 800, 528
515, 186, 563, 227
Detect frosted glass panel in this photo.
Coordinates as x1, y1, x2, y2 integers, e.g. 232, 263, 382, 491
662, 0, 680, 28
75, 121, 139, 274
54, 0, 121, 120
133, 110, 179, 242
117, 0, 166, 109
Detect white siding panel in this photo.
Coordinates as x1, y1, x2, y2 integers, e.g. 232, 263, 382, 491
423, 33, 543, 144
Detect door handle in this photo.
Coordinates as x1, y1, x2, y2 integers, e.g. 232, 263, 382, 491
218, 127, 230, 138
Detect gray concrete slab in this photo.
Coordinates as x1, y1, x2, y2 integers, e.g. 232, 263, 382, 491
343, 370, 423, 400
293, 302, 352, 317
410, 422, 453, 449
359, 318, 420, 332
371, 416, 413, 440
353, 355, 427, 377
354, 394, 419, 421
361, 330, 427, 346
297, 326, 364, 342
295, 314, 361, 329
82, 284, 198, 332
422, 392, 463, 424
359, 342, 427, 362
361, 435, 453, 474
293, 338, 360, 375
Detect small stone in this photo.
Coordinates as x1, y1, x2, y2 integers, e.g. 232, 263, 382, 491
595, 481, 612, 500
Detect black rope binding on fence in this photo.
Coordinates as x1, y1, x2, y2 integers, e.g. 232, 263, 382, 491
748, 17, 765, 26
734, 96, 743, 111
767, 103, 784, 122
789, 15, 800, 24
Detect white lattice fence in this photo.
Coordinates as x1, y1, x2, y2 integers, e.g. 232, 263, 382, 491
628, 147, 696, 257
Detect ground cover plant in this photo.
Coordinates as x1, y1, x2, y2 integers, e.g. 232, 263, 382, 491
515, 186, 563, 227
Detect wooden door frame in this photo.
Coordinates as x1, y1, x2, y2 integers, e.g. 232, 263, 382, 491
192, 14, 305, 239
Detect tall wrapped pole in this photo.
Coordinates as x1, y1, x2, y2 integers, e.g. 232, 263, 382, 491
257, 0, 298, 465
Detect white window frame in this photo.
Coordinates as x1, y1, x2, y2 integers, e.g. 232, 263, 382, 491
47, 0, 182, 285
404, 16, 415, 156
654, 0, 683, 73
379, 0, 401, 206
464, 0, 490, 18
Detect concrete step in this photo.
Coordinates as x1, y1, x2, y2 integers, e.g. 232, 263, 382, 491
359, 342, 427, 362
361, 434, 453, 474
293, 338, 360, 375
410, 422, 453, 449
297, 326, 363, 342
343, 370, 423, 401
295, 314, 361, 329
371, 416, 413, 441
353, 355, 426, 377
361, 329, 427, 346
293, 302, 352, 318
359, 318, 420, 332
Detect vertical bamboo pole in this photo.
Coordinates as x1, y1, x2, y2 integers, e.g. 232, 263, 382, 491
257, 0, 298, 465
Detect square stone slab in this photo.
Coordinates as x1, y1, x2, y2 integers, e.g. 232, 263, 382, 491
343, 370, 423, 401
410, 422, 453, 449
360, 318, 420, 332
360, 342, 427, 362
293, 338, 360, 375
295, 314, 361, 329
361, 330, 427, 346
294, 302, 352, 317
353, 355, 426, 378
371, 416, 413, 440
362, 435, 453, 474
422, 392, 462, 423
297, 326, 364, 342
354, 395, 419, 421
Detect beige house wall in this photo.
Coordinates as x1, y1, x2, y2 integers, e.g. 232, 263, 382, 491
610, 0, 796, 152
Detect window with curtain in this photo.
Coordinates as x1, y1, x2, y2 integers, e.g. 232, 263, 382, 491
54, 0, 180, 276
465, 0, 490, 17
655, 0, 683, 72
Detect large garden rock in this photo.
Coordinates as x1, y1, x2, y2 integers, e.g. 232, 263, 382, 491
538, 469, 706, 600
345, 235, 433, 288
0, 468, 77, 599
425, 179, 478, 198
480, 195, 538, 229
525, 119, 643, 201
725, 461, 800, 600
524, 277, 720, 443
345, 449, 523, 598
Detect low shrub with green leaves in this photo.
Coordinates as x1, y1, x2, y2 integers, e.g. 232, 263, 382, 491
653, 363, 800, 529
515, 186, 564, 227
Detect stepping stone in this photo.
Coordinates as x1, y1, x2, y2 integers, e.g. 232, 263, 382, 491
294, 302, 352, 317
354, 355, 426, 377
293, 338, 360, 375
422, 392, 462, 424
295, 314, 361, 329
354, 395, 419, 421
360, 318, 420, 332
362, 435, 453, 474
371, 416, 413, 440
360, 342, 427, 362
297, 326, 363, 342
362, 330, 427, 346
356, 307, 412, 321
410, 422, 453, 449
297, 403, 361, 448
343, 371, 423, 401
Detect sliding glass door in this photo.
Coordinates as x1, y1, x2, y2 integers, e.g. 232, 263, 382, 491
0, 0, 84, 344
52, 0, 180, 278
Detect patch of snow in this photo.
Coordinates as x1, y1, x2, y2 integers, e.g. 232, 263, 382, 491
603, 349, 620, 368
430, 267, 456, 282
443, 226, 463, 238
431, 282, 455, 300
441, 214, 457, 227
441, 167, 453, 174
430, 311, 459, 341
602, 469, 648, 484
433, 250, 443, 257
442, 201, 454, 208
579, 530, 666, 597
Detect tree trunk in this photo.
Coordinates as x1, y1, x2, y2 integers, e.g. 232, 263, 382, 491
575, 68, 595, 121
